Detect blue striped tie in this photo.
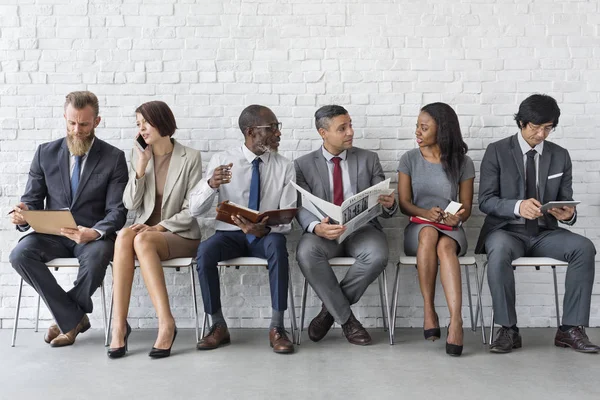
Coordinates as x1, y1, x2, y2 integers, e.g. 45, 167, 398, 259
247, 158, 261, 243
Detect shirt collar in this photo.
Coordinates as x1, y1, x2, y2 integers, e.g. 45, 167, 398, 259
70, 138, 95, 158
242, 144, 270, 164
517, 132, 543, 156
321, 146, 347, 162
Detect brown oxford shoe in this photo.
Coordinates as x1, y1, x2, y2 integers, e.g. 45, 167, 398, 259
50, 315, 91, 347
44, 323, 60, 344
308, 304, 334, 342
341, 312, 371, 346
196, 324, 230, 350
269, 327, 294, 354
555, 327, 600, 353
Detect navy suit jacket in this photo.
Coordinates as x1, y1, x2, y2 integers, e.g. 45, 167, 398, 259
475, 133, 576, 253
20, 137, 128, 240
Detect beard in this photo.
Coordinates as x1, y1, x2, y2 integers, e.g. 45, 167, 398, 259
66, 128, 95, 156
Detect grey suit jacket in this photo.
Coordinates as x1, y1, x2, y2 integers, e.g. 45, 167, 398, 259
475, 133, 576, 253
20, 137, 128, 239
294, 146, 395, 232
123, 140, 202, 240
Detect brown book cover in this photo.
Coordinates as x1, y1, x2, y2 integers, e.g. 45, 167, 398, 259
215, 201, 298, 226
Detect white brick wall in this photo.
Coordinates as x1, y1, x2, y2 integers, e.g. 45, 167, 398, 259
1, 0, 599, 330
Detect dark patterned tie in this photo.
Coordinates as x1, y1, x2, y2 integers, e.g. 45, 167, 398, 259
332, 157, 343, 206
525, 149, 538, 236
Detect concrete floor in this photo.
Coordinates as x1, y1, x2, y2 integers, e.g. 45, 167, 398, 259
0, 327, 598, 400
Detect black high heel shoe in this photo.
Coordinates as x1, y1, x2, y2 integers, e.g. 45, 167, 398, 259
149, 327, 177, 359
424, 314, 441, 341
107, 322, 132, 359
445, 325, 463, 357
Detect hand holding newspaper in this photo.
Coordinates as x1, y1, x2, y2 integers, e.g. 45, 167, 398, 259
292, 178, 394, 243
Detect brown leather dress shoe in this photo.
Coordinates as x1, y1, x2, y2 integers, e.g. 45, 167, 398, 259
269, 327, 294, 354
341, 312, 371, 346
196, 324, 230, 350
555, 327, 600, 353
50, 315, 91, 347
308, 304, 334, 342
489, 327, 522, 353
44, 324, 60, 344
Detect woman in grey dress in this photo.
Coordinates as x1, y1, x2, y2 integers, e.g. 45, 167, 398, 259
397, 102, 475, 356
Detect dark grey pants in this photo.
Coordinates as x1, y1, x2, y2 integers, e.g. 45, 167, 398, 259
485, 226, 596, 327
9, 233, 113, 333
296, 224, 389, 324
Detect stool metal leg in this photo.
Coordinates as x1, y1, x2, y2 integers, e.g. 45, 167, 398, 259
377, 275, 387, 332
189, 265, 200, 343
287, 274, 298, 344
475, 262, 487, 344
106, 285, 113, 347
201, 313, 208, 339
390, 263, 402, 344
298, 278, 308, 345
11, 277, 24, 347
464, 264, 475, 332
489, 308, 495, 346
100, 281, 107, 345
35, 295, 41, 333
551, 266, 561, 328
381, 269, 392, 345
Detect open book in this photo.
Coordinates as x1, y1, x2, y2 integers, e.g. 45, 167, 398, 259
292, 179, 394, 243
215, 201, 298, 226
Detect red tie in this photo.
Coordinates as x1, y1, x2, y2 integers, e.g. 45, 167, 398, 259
332, 156, 343, 206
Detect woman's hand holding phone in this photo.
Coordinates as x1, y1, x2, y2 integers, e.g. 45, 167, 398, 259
134, 134, 152, 178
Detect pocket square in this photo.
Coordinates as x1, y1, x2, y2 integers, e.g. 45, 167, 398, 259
548, 172, 563, 180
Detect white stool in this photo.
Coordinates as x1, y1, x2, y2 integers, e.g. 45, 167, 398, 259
298, 257, 392, 345
390, 256, 480, 345
475, 257, 568, 345
11, 258, 108, 347
106, 257, 199, 346
203, 257, 298, 343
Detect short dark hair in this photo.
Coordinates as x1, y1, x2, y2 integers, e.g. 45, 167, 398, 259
514, 94, 560, 129
315, 105, 348, 131
420, 102, 468, 183
64, 91, 99, 117
135, 101, 178, 137
238, 104, 271, 135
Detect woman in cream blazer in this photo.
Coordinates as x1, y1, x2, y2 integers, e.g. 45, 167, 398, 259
108, 101, 202, 359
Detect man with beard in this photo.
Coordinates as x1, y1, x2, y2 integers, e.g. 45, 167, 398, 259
9, 91, 128, 347
189, 105, 296, 354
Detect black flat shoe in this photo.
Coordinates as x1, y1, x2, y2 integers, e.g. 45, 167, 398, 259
149, 327, 177, 359
107, 322, 132, 359
424, 314, 440, 341
446, 325, 463, 357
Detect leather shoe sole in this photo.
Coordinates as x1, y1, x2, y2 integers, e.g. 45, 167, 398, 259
555, 339, 600, 353
489, 341, 522, 354
196, 336, 231, 350
270, 342, 294, 354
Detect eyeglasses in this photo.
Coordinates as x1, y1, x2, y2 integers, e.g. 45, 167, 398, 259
252, 122, 282, 132
528, 123, 554, 134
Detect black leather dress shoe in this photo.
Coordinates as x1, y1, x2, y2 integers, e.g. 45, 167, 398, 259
308, 304, 334, 342
341, 312, 371, 346
555, 327, 600, 353
489, 327, 522, 353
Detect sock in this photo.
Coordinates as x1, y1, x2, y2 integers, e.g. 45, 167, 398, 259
560, 325, 575, 332
270, 309, 284, 329
210, 309, 227, 328
503, 325, 519, 333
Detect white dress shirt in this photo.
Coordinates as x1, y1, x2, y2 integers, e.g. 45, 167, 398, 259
189, 144, 296, 234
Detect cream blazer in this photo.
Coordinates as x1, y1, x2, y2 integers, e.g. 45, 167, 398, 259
123, 139, 202, 240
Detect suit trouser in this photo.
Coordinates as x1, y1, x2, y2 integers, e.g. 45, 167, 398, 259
296, 224, 389, 324
485, 225, 596, 327
9, 233, 113, 333
196, 230, 289, 314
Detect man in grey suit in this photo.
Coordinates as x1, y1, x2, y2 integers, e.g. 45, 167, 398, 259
477, 94, 598, 353
9, 91, 128, 347
295, 105, 397, 345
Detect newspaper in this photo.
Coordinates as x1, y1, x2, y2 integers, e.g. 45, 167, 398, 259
291, 178, 394, 243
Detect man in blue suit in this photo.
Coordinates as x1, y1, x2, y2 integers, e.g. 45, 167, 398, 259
9, 91, 128, 347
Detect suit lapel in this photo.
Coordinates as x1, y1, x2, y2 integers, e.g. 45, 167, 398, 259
510, 134, 525, 196
314, 151, 331, 202
72, 140, 101, 206
58, 140, 72, 203
347, 148, 358, 194
538, 147, 551, 202
161, 141, 184, 207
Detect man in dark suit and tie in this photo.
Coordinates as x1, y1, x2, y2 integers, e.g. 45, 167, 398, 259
476, 94, 598, 353
9, 91, 128, 347
294, 105, 397, 345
